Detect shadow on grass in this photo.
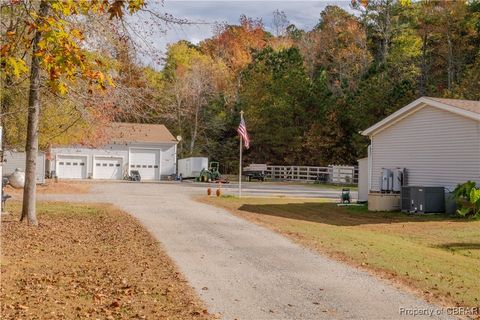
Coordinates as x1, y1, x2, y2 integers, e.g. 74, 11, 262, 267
436, 242, 480, 251
238, 202, 458, 226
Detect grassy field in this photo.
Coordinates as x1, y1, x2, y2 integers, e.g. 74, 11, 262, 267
298, 182, 357, 191
220, 175, 358, 191
251, 180, 358, 190
201, 196, 480, 309
1, 201, 213, 320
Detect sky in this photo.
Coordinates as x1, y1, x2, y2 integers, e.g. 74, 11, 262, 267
133, 0, 353, 68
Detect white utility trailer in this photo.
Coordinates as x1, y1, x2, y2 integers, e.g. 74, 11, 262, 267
177, 157, 208, 179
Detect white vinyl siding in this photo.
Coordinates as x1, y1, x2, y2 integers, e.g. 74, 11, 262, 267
51, 142, 176, 180
52, 146, 127, 179
370, 105, 480, 191
3, 151, 46, 184
160, 145, 177, 177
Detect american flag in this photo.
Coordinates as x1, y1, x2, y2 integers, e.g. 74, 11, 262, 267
237, 113, 250, 149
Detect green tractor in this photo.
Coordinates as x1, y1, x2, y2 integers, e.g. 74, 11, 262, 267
197, 161, 221, 182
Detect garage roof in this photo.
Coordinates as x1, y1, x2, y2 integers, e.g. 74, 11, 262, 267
106, 123, 177, 144
361, 97, 480, 136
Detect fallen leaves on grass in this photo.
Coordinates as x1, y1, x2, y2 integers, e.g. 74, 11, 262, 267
4, 180, 91, 197
0, 203, 213, 320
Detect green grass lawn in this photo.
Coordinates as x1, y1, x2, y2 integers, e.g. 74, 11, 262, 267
221, 175, 358, 191
201, 196, 480, 308
5, 201, 107, 217
253, 180, 357, 190
300, 182, 358, 191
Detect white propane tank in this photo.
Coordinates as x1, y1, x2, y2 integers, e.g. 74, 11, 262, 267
9, 168, 25, 189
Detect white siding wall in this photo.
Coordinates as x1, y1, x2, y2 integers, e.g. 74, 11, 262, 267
52, 146, 128, 179
160, 145, 177, 177
3, 151, 46, 183
52, 142, 177, 179
370, 105, 480, 191
357, 158, 368, 202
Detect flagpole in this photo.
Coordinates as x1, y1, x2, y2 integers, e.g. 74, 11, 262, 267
239, 111, 243, 198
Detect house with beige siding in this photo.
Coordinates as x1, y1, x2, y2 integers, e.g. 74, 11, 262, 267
361, 97, 480, 209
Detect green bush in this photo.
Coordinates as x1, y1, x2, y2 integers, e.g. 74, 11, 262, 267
453, 181, 480, 218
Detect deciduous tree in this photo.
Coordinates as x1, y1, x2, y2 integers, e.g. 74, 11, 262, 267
308, 6, 372, 95
1, 0, 146, 225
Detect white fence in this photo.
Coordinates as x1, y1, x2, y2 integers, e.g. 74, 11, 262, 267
265, 165, 358, 184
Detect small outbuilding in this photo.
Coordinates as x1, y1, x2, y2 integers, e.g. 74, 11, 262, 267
361, 97, 480, 210
3, 151, 46, 184
50, 123, 178, 180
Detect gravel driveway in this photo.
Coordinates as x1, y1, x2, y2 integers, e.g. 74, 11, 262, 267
41, 182, 453, 320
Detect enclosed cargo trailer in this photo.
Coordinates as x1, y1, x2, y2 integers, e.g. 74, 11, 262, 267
177, 157, 208, 179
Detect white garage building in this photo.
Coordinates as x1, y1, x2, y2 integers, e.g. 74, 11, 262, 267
51, 123, 178, 180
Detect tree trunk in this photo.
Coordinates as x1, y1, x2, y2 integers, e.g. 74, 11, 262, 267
174, 89, 183, 157
419, 33, 429, 96
189, 105, 199, 155
21, 0, 49, 225
381, 21, 390, 63
446, 34, 453, 91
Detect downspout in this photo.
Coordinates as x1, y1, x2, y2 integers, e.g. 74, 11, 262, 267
368, 142, 372, 192
478, 121, 480, 185
174, 143, 178, 175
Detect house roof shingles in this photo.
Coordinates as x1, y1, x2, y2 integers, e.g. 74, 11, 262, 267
426, 97, 480, 114
106, 123, 177, 144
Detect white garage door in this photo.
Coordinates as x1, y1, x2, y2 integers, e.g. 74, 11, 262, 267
93, 157, 123, 180
129, 148, 160, 180
56, 155, 87, 179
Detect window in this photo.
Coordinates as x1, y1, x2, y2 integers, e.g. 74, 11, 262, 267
154, 165, 158, 168
80, 163, 85, 166
142, 165, 147, 168
148, 165, 152, 168
66, 162, 71, 165
116, 164, 120, 167
102, 163, 107, 167
59, 162, 64, 165
73, 162, 78, 166
96, 163, 101, 167
130, 164, 134, 168
109, 163, 114, 167
136, 165, 141, 168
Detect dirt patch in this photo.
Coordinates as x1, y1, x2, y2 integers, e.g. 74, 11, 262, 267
0, 202, 214, 320
4, 180, 91, 197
